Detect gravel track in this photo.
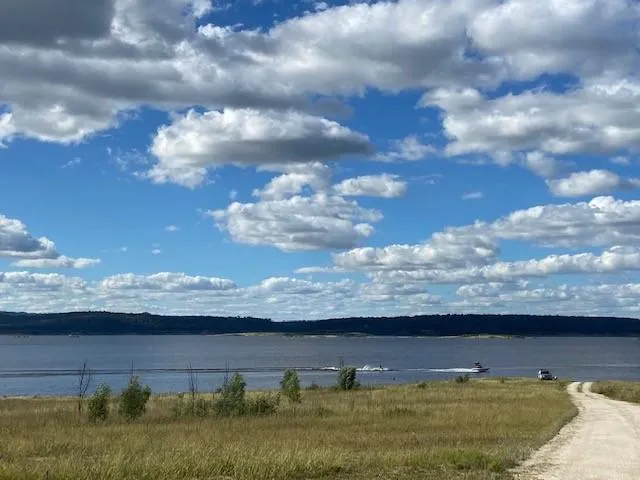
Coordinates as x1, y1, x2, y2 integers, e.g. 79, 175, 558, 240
513, 381, 640, 480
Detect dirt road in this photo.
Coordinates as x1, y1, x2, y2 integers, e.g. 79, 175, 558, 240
513, 381, 640, 480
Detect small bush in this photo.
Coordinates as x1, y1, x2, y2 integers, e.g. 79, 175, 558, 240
246, 393, 280, 416
280, 369, 301, 403
306, 382, 321, 391
87, 384, 111, 421
416, 381, 430, 389
455, 374, 470, 384
118, 377, 151, 420
337, 367, 358, 391
214, 372, 246, 416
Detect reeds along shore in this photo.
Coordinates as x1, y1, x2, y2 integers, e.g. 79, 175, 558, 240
0, 378, 576, 480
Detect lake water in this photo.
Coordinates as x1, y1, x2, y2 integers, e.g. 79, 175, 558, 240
0, 335, 638, 396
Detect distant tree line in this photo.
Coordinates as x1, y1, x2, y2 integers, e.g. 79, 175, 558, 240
0, 311, 639, 336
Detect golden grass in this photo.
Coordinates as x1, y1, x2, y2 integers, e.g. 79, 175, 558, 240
591, 381, 640, 404
0, 379, 575, 480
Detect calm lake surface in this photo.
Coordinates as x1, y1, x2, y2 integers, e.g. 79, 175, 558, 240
0, 335, 638, 396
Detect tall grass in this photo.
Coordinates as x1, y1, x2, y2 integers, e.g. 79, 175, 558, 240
0, 379, 575, 480
592, 381, 640, 404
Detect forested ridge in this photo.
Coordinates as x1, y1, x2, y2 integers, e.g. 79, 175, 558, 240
0, 311, 638, 336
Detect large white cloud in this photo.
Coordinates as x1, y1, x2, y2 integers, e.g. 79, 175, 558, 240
546, 169, 640, 197
99, 272, 236, 291
245, 0, 501, 94
371, 246, 640, 285
303, 197, 640, 287
0, 272, 369, 320
0, 215, 57, 259
423, 80, 640, 161
254, 276, 354, 296
4, 268, 640, 318
210, 193, 382, 251
0, 214, 99, 269
0, 0, 638, 148
468, 0, 640, 80
455, 196, 640, 248
12, 256, 101, 269
0, 271, 86, 290
148, 109, 371, 187
453, 281, 640, 317
334, 231, 498, 271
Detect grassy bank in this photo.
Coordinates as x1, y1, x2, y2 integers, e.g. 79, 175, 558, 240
0, 379, 575, 480
592, 381, 640, 404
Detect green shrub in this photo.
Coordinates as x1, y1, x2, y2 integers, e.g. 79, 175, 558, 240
87, 384, 111, 421
337, 367, 358, 391
246, 393, 280, 416
118, 377, 151, 420
214, 372, 246, 416
306, 382, 321, 391
455, 374, 470, 384
280, 369, 301, 403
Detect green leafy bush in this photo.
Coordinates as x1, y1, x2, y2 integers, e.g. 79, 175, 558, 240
280, 369, 301, 403
118, 377, 151, 420
214, 372, 247, 416
87, 384, 111, 421
337, 367, 358, 391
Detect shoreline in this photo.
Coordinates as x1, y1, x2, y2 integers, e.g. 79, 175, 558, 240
0, 376, 549, 400
3, 332, 639, 338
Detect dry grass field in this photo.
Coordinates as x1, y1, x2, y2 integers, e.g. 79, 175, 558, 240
592, 381, 640, 404
0, 378, 576, 480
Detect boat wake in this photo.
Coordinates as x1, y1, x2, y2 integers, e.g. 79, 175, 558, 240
320, 364, 390, 372
357, 364, 390, 372
427, 368, 479, 373
0, 364, 489, 378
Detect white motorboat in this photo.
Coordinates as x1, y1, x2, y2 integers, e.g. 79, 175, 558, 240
471, 362, 489, 373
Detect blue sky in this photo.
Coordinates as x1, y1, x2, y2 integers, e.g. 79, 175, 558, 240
1, 0, 640, 319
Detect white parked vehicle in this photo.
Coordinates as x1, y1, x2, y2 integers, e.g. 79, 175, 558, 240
537, 369, 554, 380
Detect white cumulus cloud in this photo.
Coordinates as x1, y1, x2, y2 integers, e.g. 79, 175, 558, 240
210, 193, 382, 251
148, 109, 371, 187
333, 174, 407, 198
546, 169, 640, 197
99, 272, 237, 291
